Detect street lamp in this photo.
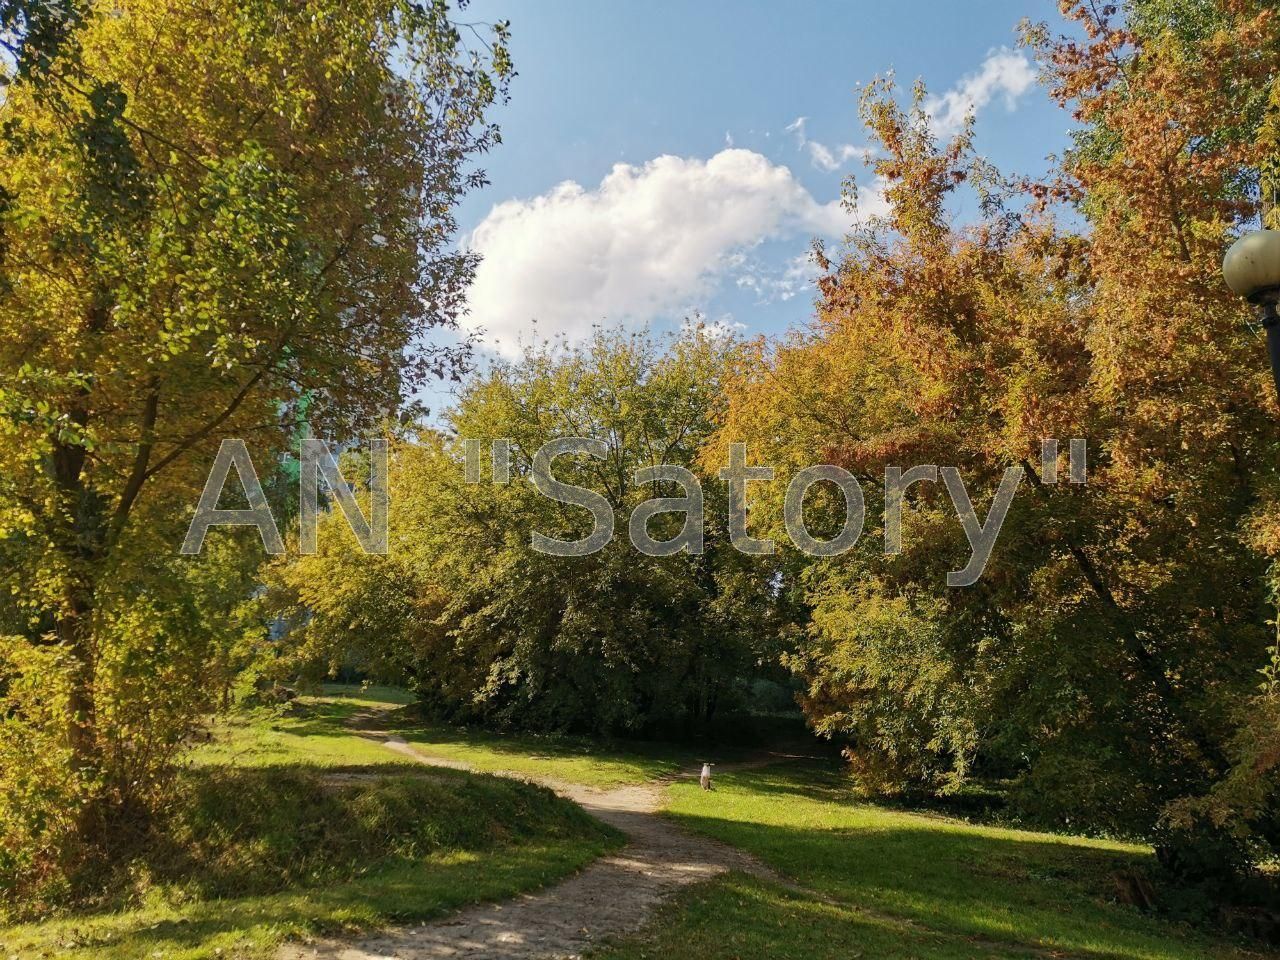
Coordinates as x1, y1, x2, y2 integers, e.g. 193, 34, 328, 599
1223, 229, 1280, 400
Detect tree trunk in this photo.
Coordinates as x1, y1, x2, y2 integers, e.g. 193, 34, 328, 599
57, 586, 99, 775
51, 413, 105, 781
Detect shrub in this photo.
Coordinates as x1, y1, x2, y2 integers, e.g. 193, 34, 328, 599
0, 639, 89, 919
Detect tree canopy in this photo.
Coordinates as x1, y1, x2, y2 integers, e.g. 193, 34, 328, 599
0, 0, 509, 909
705, 0, 1280, 878
272, 329, 785, 736
5, 0, 1280, 921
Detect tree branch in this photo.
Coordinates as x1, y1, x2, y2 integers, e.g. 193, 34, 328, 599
106, 381, 159, 546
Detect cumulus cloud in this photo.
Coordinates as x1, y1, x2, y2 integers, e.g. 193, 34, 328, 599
462, 149, 849, 356
924, 47, 1037, 139
785, 116, 872, 173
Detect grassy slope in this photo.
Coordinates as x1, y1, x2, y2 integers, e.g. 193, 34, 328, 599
0, 687, 622, 960
191, 684, 417, 769
596, 765, 1265, 960
8, 686, 1263, 960
0, 813, 607, 960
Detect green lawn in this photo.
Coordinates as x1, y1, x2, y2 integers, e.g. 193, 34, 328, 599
8, 687, 1266, 960
595, 765, 1263, 960
216, 682, 742, 788
1, 687, 622, 960
392, 715, 745, 788
0, 828, 609, 960
190, 684, 416, 769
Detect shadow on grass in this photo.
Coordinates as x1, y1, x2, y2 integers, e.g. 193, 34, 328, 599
658, 770, 1255, 960
4, 761, 622, 960
165, 764, 613, 897
29, 842, 607, 960
268, 697, 397, 734
595, 870, 1182, 960
266, 687, 827, 789
386, 710, 782, 781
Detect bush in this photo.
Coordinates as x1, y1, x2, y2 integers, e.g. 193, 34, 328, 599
1156, 684, 1280, 895
0, 639, 89, 919
0, 539, 263, 920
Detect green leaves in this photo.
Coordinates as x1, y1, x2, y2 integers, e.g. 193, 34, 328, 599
0, 0, 512, 907
270, 330, 781, 735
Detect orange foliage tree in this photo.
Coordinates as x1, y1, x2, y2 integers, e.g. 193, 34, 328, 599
708, 1, 1280, 878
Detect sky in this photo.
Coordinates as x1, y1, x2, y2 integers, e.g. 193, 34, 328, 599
426, 0, 1074, 412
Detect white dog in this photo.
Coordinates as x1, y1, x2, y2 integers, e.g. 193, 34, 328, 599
700, 762, 714, 790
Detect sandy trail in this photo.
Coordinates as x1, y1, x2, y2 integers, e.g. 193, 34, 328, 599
279, 738, 787, 959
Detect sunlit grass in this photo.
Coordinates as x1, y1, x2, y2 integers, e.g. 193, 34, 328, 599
237, 682, 744, 788
391, 721, 725, 788
596, 765, 1261, 960
1, 844, 609, 957
1, 685, 622, 960
0, 843, 605, 960
13, 686, 1252, 960
189, 683, 412, 770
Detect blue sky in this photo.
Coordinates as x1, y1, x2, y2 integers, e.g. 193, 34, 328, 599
428, 0, 1073, 409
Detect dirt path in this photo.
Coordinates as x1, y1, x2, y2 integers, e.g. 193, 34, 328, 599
280, 738, 786, 960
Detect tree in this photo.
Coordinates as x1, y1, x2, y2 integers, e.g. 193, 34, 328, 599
271, 328, 784, 736
1029, 0, 1280, 877
710, 18, 1280, 873
0, 0, 510, 889
707, 83, 1116, 804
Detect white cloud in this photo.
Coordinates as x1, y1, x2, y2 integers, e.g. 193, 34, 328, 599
786, 116, 871, 173
783, 117, 889, 221
463, 149, 849, 356
809, 141, 872, 173
924, 47, 1036, 139
736, 253, 817, 304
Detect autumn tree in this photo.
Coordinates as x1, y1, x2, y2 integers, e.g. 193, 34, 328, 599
710, 0, 1280, 880
707, 85, 1118, 806
1029, 0, 1280, 877
0, 0, 509, 901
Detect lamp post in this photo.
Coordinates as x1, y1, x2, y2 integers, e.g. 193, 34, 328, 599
1223, 229, 1280, 401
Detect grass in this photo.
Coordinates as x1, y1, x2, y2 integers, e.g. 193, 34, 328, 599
189, 684, 416, 769
214, 681, 745, 788
595, 764, 1265, 960
0, 686, 623, 960
9, 685, 1264, 960
0, 840, 605, 960
391, 717, 742, 789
